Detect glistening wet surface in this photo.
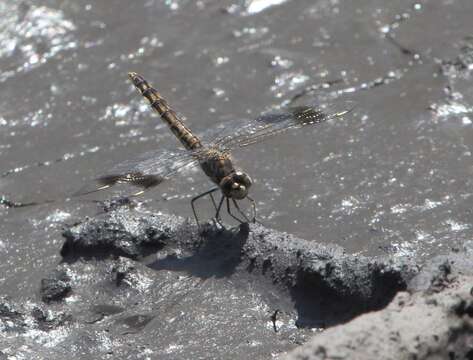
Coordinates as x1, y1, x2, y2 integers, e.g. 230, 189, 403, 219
1, 0, 473, 300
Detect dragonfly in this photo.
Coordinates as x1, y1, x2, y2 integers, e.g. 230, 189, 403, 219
77, 72, 354, 226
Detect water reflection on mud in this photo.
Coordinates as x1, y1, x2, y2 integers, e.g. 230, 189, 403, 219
1, 0, 473, 298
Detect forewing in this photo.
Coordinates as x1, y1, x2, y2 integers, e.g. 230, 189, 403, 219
74, 148, 200, 196
217, 99, 355, 150
108, 148, 199, 176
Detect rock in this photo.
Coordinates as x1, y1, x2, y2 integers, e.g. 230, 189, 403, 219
111, 256, 137, 287
31, 306, 72, 330
0, 298, 26, 332
40, 270, 72, 303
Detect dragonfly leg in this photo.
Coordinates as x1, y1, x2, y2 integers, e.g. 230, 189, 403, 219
191, 187, 219, 227
72, 184, 112, 197
226, 198, 246, 224
232, 199, 252, 223
212, 195, 225, 228
209, 192, 219, 212
246, 195, 257, 223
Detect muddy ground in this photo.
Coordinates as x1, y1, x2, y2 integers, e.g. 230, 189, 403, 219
1, 0, 473, 359
1, 209, 472, 359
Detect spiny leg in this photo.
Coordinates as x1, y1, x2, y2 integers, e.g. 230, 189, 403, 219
72, 184, 112, 197
209, 192, 218, 212
226, 197, 246, 224
191, 187, 219, 227
232, 199, 251, 223
212, 195, 225, 228
246, 195, 257, 223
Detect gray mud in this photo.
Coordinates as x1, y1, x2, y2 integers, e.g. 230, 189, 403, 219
285, 248, 473, 360
1, 0, 473, 358
0, 209, 411, 359
1, 209, 472, 359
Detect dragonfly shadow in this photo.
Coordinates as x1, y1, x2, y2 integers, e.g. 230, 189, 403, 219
147, 223, 250, 279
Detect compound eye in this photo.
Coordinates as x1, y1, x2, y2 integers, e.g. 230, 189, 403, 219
235, 172, 252, 187
231, 186, 247, 200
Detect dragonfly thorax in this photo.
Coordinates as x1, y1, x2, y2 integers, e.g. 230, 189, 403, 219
219, 171, 252, 200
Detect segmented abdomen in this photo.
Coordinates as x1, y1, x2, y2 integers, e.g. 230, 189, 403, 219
128, 72, 202, 151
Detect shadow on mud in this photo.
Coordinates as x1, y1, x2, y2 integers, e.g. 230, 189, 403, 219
291, 264, 408, 328
143, 221, 410, 329
148, 225, 249, 279
59, 211, 415, 331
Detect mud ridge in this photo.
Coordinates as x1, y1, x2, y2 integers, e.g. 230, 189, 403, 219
285, 244, 473, 360
61, 209, 417, 327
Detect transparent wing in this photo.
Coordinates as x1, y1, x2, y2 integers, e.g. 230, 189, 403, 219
74, 147, 201, 196
216, 99, 356, 150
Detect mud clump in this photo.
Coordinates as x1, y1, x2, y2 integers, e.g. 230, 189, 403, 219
40, 269, 72, 303
285, 243, 473, 360
60, 209, 417, 326
285, 276, 473, 360
60, 211, 181, 259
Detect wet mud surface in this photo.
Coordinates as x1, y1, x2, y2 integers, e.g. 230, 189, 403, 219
1, 0, 473, 358
1, 209, 472, 359
0, 209, 413, 359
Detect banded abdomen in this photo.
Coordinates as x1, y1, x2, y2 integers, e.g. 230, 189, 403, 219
128, 72, 202, 151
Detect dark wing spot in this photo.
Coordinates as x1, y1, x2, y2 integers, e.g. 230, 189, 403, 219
96, 175, 121, 187
73, 172, 164, 197
0, 195, 41, 208
291, 106, 326, 125
98, 172, 164, 189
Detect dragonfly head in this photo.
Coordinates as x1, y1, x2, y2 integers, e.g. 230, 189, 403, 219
220, 171, 252, 200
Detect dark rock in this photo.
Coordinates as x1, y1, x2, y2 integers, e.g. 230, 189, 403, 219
31, 306, 72, 330
40, 269, 72, 303
0, 298, 72, 336
0, 298, 26, 332
111, 257, 136, 287
0, 300, 22, 320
